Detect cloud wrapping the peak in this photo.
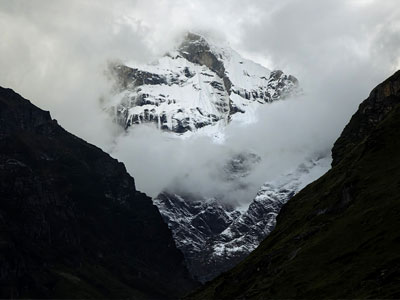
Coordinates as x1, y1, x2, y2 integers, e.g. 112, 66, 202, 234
1, 0, 399, 203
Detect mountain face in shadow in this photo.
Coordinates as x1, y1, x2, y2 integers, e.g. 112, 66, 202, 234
188, 71, 400, 299
0, 87, 197, 299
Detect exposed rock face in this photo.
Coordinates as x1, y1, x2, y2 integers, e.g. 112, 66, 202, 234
188, 71, 400, 299
0, 87, 197, 298
178, 33, 233, 93
332, 70, 400, 166
154, 157, 330, 282
107, 33, 299, 134
154, 193, 239, 283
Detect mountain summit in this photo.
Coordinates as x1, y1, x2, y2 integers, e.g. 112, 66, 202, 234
104, 33, 315, 282
107, 33, 299, 134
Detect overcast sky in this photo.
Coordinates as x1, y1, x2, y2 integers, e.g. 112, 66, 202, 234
1, 0, 399, 138
1, 0, 399, 202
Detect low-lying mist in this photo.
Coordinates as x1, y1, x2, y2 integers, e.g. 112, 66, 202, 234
110, 95, 333, 205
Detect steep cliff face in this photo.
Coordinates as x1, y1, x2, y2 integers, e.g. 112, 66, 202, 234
188, 71, 400, 299
0, 87, 196, 298
332, 70, 400, 166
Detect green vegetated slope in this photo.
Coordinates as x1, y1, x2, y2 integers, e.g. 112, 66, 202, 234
0, 87, 197, 299
189, 71, 400, 299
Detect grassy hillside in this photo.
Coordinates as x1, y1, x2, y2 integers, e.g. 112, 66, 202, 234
188, 72, 400, 299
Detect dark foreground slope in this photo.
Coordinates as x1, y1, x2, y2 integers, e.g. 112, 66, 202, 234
0, 87, 196, 298
189, 71, 400, 299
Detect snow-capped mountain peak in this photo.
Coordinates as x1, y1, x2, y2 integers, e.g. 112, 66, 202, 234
104, 33, 309, 283
107, 33, 299, 134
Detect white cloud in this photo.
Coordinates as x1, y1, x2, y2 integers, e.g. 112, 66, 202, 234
0, 0, 399, 203
111, 96, 334, 203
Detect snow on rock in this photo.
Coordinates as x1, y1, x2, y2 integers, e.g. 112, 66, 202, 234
106, 33, 299, 134
104, 32, 310, 283
154, 155, 331, 282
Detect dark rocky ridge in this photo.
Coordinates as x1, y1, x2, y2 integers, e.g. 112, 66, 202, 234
0, 87, 196, 298
332, 70, 400, 166
189, 71, 400, 299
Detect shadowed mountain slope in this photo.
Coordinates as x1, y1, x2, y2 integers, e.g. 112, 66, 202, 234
0, 86, 197, 299
188, 71, 400, 299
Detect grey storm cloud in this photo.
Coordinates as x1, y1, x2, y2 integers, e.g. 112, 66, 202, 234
1, 0, 399, 203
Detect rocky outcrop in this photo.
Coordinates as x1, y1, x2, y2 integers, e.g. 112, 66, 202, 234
113, 65, 168, 90
189, 71, 400, 299
332, 70, 400, 166
154, 193, 239, 283
0, 87, 197, 298
178, 33, 232, 93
